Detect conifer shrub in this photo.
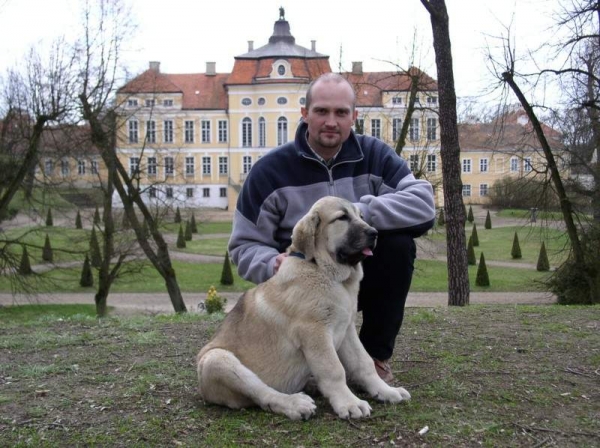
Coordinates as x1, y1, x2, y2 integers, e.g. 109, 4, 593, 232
45, 208, 53, 227
467, 236, 476, 265
190, 212, 198, 233
537, 242, 550, 272
93, 206, 101, 226
184, 220, 193, 241
176, 225, 186, 248
90, 228, 102, 268
475, 252, 490, 286
19, 246, 33, 275
220, 252, 234, 285
471, 223, 479, 246
467, 205, 474, 223
484, 210, 492, 229
80, 254, 94, 287
511, 232, 522, 259
42, 234, 53, 262
174, 207, 182, 224
75, 210, 83, 229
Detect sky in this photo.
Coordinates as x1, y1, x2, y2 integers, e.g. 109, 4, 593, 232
0, 0, 562, 103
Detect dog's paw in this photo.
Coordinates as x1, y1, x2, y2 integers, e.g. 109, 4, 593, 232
269, 392, 316, 420
332, 396, 372, 419
374, 386, 411, 403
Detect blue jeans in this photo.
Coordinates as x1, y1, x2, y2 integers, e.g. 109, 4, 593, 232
358, 232, 416, 360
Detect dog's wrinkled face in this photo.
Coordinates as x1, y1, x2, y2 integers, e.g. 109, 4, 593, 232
292, 197, 377, 266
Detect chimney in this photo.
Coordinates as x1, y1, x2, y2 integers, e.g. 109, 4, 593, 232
248, 40, 254, 51
352, 62, 363, 75
149, 61, 160, 72
311, 40, 316, 51
206, 62, 216, 76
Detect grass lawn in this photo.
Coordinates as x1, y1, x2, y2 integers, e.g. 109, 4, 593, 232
0, 304, 598, 446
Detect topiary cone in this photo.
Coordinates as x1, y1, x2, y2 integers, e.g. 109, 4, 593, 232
80, 254, 94, 287
42, 234, 53, 262
220, 252, 234, 285
176, 225, 186, 248
537, 241, 550, 272
19, 246, 33, 275
484, 210, 492, 229
475, 252, 490, 286
467, 236, 476, 265
511, 232, 522, 259
471, 223, 479, 247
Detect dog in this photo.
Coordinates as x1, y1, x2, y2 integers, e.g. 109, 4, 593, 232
196, 196, 410, 420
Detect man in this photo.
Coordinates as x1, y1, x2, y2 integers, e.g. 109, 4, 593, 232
229, 73, 435, 383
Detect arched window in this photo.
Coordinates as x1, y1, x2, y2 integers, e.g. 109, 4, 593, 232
277, 117, 288, 145
242, 117, 252, 147
258, 117, 266, 147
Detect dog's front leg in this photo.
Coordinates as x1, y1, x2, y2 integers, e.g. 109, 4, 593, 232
338, 326, 411, 403
298, 329, 372, 419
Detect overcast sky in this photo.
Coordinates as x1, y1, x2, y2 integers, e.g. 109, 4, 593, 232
0, 0, 562, 102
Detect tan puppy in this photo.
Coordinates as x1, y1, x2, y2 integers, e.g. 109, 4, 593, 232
196, 196, 410, 420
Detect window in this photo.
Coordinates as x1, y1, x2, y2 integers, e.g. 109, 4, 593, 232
218, 120, 228, 143
462, 185, 472, 197
258, 97, 266, 106
149, 187, 156, 198
427, 154, 437, 172
524, 157, 533, 172
480, 158, 489, 173
277, 97, 288, 105
277, 117, 288, 145
220, 187, 227, 198
480, 184, 489, 197
202, 156, 211, 175
127, 99, 138, 107
185, 156, 195, 176
146, 120, 156, 143
409, 118, 420, 141
166, 187, 173, 198
164, 120, 173, 143
243, 155, 252, 174
427, 96, 438, 105
163, 99, 173, 107
219, 156, 228, 175
148, 157, 157, 176
203, 188, 210, 198
78, 160, 86, 175
277, 64, 286, 76
299, 97, 306, 106
91, 160, 98, 175
242, 117, 252, 147
242, 98, 252, 106
510, 157, 519, 172
392, 96, 402, 105
129, 157, 140, 176
186, 188, 194, 198
259, 117, 266, 147
462, 158, 472, 173
409, 154, 419, 172
128, 120, 138, 144
45, 159, 54, 175
371, 119, 381, 139
185, 120, 194, 143
392, 118, 402, 141
165, 156, 174, 176
426, 118, 437, 140
60, 160, 68, 176
355, 118, 364, 134
145, 99, 155, 107
201, 120, 211, 143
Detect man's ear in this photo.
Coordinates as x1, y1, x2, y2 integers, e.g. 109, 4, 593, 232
290, 210, 320, 260
352, 109, 358, 121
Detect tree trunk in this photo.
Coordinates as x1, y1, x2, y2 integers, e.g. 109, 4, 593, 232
395, 74, 420, 154
421, 0, 470, 306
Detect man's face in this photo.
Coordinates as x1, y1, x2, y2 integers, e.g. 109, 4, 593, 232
301, 80, 358, 156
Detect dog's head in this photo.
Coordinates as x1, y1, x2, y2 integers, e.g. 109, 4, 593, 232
290, 197, 377, 267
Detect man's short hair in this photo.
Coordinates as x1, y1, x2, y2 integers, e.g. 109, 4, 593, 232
305, 73, 356, 111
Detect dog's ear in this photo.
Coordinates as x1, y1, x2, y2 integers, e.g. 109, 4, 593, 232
290, 209, 320, 260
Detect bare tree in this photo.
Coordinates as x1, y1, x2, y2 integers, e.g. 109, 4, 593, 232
421, 0, 470, 306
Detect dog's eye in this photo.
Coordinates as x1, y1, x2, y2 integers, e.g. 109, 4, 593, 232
337, 214, 349, 221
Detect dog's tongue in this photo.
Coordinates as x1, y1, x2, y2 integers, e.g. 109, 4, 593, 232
362, 248, 373, 257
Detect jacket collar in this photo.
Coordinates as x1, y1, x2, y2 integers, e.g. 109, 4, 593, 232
294, 122, 364, 164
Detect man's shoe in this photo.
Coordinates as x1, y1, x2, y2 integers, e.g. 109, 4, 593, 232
373, 358, 394, 384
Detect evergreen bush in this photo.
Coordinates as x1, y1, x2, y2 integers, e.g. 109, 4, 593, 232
467, 236, 476, 265
90, 228, 102, 268
75, 210, 83, 229
484, 210, 492, 229
184, 220, 193, 241
511, 232, 522, 259
471, 223, 479, 246
45, 208, 53, 227
176, 225, 186, 248
220, 252, 234, 285
174, 206, 182, 224
537, 242, 550, 272
467, 205, 474, 223
80, 254, 94, 287
93, 206, 101, 226
190, 212, 198, 233
475, 252, 490, 286
42, 234, 53, 262
19, 246, 33, 275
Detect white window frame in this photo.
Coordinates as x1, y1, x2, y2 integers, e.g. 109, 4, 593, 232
219, 187, 227, 198
184, 120, 194, 143
128, 120, 138, 144
164, 156, 174, 177
355, 118, 365, 134
371, 118, 381, 139
462, 158, 472, 173
462, 185, 472, 197
242, 117, 252, 147
147, 157, 157, 177
186, 187, 194, 198
480, 158, 489, 173
185, 156, 195, 176
203, 188, 210, 198
146, 120, 156, 144
218, 120, 228, 143
277, 117, 288, 145
524, 157, 533, 172
164, 120, 173, 143
201, 120, 211, 143
259, 117, 266, 147
426, 154, 437, 172
202, 156, 211, 175
510, 157, 519, 172
480, 184, 489, 197
59, 159, 68, 177
129, 157, 140, 176
392, 118, 402, 141
426, 118, 437, 140
243, 155, 252, 174
409, 118, 420, 141
78, 159, 86, 175
409, 154, 419, 172
219, 156, 228, 175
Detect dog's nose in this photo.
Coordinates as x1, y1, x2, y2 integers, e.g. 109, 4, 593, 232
366, 227, 378, 238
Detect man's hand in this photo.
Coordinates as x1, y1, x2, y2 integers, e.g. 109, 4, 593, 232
274, 253, 289, 274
